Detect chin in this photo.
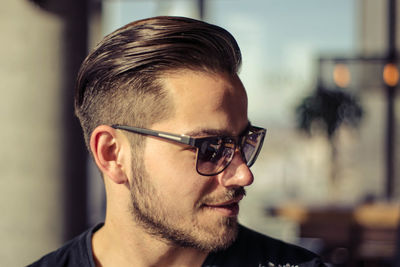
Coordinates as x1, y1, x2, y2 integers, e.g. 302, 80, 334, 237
192, 216, 239, 252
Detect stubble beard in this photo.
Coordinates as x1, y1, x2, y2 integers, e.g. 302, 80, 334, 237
128, 158, 241, 252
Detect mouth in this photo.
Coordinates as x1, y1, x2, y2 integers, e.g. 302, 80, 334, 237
202, 195, 243, 217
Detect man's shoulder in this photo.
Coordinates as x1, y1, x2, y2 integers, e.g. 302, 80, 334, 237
204, 224, 326, 267
27, 223, 103, 267
237, 225, 323, 264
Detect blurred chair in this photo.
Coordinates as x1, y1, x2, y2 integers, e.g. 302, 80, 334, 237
272, 202, 400, 266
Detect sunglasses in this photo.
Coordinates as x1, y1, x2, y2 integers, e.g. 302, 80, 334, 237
111, 124, 266, 176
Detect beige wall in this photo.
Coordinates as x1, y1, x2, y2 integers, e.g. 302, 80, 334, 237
358, 0, 386, 55
357, 0, 400, 198
0, 1, 65, 265
358, 0, 400, 55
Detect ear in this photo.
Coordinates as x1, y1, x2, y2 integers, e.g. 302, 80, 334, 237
90, 125, 130, 184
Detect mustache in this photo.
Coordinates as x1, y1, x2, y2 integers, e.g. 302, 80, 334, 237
200, 187, 246, 206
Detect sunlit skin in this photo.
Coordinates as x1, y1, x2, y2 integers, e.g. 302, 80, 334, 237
90, 70, 254, 267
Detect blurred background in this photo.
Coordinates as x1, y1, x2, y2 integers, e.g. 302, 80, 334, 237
2, 0, 399, 266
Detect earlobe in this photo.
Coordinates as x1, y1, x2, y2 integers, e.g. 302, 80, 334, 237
90, 125, 129, 184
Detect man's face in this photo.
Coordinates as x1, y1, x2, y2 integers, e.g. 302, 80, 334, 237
128, 70, 253, 251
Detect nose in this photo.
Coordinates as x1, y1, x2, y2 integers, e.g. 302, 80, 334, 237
218, 150, 254, 188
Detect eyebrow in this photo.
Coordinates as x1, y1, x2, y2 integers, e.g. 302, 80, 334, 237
184, 121, 251, 137
185, 129, 230, 137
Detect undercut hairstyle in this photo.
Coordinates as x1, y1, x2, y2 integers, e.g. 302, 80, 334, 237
74, 16, 242, 154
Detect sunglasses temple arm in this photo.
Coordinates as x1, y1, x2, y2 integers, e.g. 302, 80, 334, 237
112, 125, 193, 146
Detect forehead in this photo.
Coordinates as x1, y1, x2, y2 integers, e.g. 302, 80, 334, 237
160, 70, 248, 135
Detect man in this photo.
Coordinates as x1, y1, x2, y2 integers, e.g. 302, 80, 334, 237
29, 16, 325, 267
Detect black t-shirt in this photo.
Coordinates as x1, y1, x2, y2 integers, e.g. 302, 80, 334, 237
28, 223, 325, 267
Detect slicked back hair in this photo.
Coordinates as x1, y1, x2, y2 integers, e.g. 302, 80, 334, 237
74, 16, 242, 155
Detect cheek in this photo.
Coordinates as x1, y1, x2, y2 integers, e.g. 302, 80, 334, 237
143, 139, 209, 203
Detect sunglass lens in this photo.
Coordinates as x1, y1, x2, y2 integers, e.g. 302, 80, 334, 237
196, 127, 266, 176
242, 129, 265, 167
197, 138, 235, 175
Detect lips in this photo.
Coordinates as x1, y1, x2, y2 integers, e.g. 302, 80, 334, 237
202, 195, 244, 217
207, 195, 244, 207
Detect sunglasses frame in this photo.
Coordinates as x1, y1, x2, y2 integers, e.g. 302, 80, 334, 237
111, 124, 266, 176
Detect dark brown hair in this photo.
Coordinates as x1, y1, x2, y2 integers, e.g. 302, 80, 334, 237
75, 16, 242, 152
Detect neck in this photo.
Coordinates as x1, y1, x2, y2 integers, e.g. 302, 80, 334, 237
92, 215, 209, 267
